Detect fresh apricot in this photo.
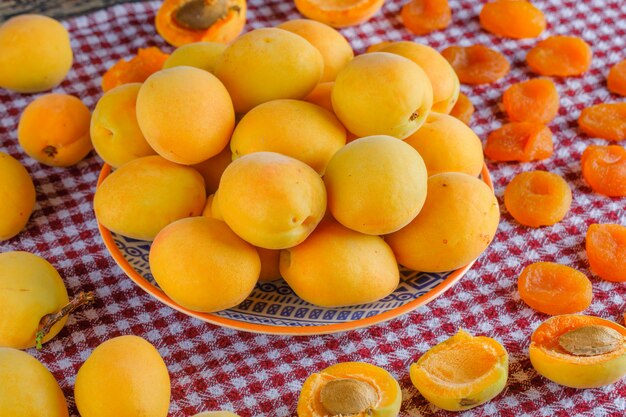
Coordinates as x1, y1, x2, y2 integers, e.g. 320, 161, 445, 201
449, 92, 474, 125
404, 112, 484, 177
18, 93, 92, 167
401, 0, 451, 36
608, 60, 626, 96
526, 36, 592, 77
504, 170, 571, 227
303, 81, 334, 113
192, 146, 232, 195
442, 45, 510, 85
162, 42, 227, 72
294, 0, 384, 28
484, 122, 553, 162
479, 0, 545, 39
578, 103, 626, 141
0, 15, 72, 93
581, 145, 626, 197
136, 66, 234, 165
502, 78, 559, 124
0, 152, 36, 241
586, 224, 626, 283
331, 52, 433, 139
366, 41, 393, 53
101, 47, 169, 92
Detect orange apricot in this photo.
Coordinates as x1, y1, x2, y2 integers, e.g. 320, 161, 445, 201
608, 60, 626, 96
101, 47, 169, 92
484, 122, 553, 162
365, 41, 393, 53
526, 36, 592, 77
518, 262, 592, 315
578, 103, 626, 142
441, 45, 510, 85
479, 0, 545, 39
586, 224, 626, 283
401, 0, 451, 36
581, 145, 626, 197
502, 78, 559, 124
303, 82, 334, 113
503, 171, 572, 227
294, 0, 384, 28
449, 92, 474, 125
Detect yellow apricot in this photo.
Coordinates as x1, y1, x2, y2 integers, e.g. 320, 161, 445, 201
410, 329, 508, 411
386, 172, 500, 272
214, 28, 324, 113
192, 145, 232, 195
303, 81, 334, 112
379, 41, 460, 114
94, 156, 206, 241
404, 112, 484, 177
324, 135, 427, 235
230, 99, 346, 174
0, 348, 69, 417
0, 152, 36, 241
0, 15, 72, 93
331, 52, 433, 139
18, 93, 92, 167
277, 19, 354, 82
217, 152, 326, 249
136, 66, 234, 165
90, 83, 157, 168
75, 335, 170, 417
150, 217, 260, 312
162, 42, 227, 72
281, 219, 398, 307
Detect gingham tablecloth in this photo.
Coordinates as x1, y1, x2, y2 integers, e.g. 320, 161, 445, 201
1, 0, 626, 415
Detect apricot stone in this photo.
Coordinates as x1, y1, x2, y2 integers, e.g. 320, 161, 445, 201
0, 152, 36, 241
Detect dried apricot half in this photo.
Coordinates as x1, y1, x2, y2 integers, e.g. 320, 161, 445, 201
518, 262, 592, 315
578, 103, 626, 142
581, 145, 626, 197
294, 0, 384, 28
401, 0, 451, 36
102, 47, 169, 92
442, 45, 510, 85
449, 92, 474, 125
484, 122, 553, 162
504, 170, 572, 227
502, 78, 559, 124
480, 0, 546, 39
526, 35, 592, 77
586, 224, 626, 283
608, 60, 626, 96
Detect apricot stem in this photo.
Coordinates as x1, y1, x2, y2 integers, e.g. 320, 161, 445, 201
42, 145, 58, 158
35, 291, 95, 349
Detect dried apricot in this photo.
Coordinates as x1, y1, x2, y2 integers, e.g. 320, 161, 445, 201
608, 60, 626, 96
504, 170, 571, 227
401, 0, 451, 36
101, 47, 169, 92
581, 145, 626, 197
518, 262, 592, 315
484, 122, 553, 162
441, 45, 510, 85
502, 78, 559, 124
449, 92, 474, 125
294, 0, 384, 28
479, 0, 545, 39
578, 103, 626, 141
586, 224, 626, 282
526, 36, 592, 77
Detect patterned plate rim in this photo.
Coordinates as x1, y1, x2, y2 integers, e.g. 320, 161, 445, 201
97, 163, 493, 335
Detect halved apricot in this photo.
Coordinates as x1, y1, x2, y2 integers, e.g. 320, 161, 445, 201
484, 122, 553, 162
502, 78, 559, 124
581, 145, 626, 197
401, 0, 451, 36
526, 36, 592, 77
294, 0, 384, 28
479, 0, 545, 39
586, 224, 626, 283
578, 103, 626, 142
102, 47, 169, 92
410, 329, 508, 411
608, 60, 626, 97
441, 45, 510, 85
449, 92, 474, 125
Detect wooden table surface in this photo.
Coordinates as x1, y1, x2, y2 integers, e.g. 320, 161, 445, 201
0, 0, 144, 21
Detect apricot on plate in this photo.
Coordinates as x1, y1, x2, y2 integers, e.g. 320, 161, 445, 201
581, 145, 626, 197
162, 42, 227, 73
410, 329, 508, 411
75, 335, 170, 417
217, 152, 326, 249
192, 145, 232, 195
378, 41, 459, 114
298, 362, 401, 417
0, 347, 69, 417
230, 99, 346, 174
608, 59, 626, 96
281, 219, 399, 307
526, 36, 592, 77
401, 0, 451, 36
529, 315, 626, 388
294, 0, 384, 28
484, 122, 553, 162
586, 224, 626, 282
150, 216, 260, 312
386, 172, 500, 273
18, 93, 92, 167
136, 66, 234, 165
404, 112, 484, 177
94, 155, 206, 241
332, 52, 433, 139
303, 81, 334, 113
90, 83, 157, 168
578, 103, 626, 142
277, 19, 354, 83
502, 78, 560, 124
0, 15, 72, 93
214, 28, 323, 113
479, 0, 546, 39
0, 152, 36, 241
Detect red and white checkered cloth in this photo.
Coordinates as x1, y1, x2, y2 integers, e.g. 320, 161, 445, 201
1, 0, 625, 415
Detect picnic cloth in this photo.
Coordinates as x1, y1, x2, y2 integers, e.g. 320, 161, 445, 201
1, 0, 625, 415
